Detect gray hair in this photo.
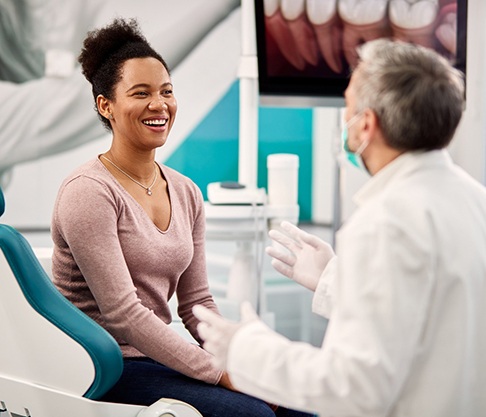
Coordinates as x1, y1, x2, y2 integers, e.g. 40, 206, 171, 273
352, 39, 465, 151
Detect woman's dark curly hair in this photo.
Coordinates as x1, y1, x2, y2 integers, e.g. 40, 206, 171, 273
78, 18, 170, 131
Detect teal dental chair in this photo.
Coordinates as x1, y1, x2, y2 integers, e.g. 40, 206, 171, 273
0, 187, 201, 417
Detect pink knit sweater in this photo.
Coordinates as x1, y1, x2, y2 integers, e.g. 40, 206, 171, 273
51, 157, 222, 384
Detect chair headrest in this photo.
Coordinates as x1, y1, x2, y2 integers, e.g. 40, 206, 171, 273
0, 187, 5, 217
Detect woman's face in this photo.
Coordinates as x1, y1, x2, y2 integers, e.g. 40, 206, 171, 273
109, 57, 177, 151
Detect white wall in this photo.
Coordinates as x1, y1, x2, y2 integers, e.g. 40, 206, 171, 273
448, 0, 486, 184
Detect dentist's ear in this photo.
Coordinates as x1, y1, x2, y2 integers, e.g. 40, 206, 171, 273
360, 108, 380, 143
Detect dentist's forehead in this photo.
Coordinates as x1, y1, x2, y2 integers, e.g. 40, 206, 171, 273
345, 67, 363, 97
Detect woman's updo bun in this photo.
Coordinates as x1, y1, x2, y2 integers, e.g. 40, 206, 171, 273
78, 18, 169, 131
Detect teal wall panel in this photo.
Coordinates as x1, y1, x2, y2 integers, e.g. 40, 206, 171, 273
166, 81, 313, 220
166, 82, 239, 195
257, 106, 312, 220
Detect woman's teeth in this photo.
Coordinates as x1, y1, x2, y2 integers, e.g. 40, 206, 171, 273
143, 119, 167, 126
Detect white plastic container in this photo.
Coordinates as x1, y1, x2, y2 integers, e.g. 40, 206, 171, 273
267, 153, 299, 206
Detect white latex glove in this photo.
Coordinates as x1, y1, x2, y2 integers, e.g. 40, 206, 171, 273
265, 221, 335, 291
193, 301, 259, 370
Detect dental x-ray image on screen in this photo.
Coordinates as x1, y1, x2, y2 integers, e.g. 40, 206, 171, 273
255, 0, 467, 107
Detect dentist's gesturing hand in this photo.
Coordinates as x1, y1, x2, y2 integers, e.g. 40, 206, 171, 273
266, 221, 335, 291
193, 302, 259, 370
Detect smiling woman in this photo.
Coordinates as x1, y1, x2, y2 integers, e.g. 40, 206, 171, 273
97, 57, 176, 157
50, 17, 312, 417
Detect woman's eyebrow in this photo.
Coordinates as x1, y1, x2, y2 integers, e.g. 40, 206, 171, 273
126, 82, 173, 93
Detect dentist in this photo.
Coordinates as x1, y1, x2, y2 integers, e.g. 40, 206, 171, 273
194, 39, 486, 416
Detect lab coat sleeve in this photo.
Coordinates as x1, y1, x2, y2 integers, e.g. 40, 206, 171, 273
227, 321, 325, 414
312, 256, 338, 318
226, 208, 435, 416
0, 72, 107, 174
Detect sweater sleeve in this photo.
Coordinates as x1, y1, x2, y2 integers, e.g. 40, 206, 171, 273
175, 185, 220, 344
52, 175, 222, 384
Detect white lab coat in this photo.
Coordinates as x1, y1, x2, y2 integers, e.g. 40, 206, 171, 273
226, 150, 486, 416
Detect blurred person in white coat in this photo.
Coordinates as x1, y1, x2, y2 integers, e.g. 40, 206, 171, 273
194, 38, 486, 417
0, 0, 239, 187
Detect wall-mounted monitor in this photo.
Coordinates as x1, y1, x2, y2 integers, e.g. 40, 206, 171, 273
255, 0, 467, 108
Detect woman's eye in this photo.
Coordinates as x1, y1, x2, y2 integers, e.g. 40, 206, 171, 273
135, 91, 148, 96
163, 89, 173, 96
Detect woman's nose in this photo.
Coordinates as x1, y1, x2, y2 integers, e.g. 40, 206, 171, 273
148, 96, 168, 111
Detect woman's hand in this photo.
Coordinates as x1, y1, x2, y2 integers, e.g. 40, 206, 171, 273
218, 371, 237, 391
218, 371, 279, 412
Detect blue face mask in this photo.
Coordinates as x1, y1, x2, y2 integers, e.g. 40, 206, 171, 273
342, 113, 368, 172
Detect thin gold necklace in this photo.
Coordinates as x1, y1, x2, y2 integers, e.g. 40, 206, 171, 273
101, 155, 158, 196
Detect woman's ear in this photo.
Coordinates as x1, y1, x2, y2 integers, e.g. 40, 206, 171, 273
97, 95, 112, 119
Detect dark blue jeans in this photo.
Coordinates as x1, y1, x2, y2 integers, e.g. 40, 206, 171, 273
99, 358, 314, 417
